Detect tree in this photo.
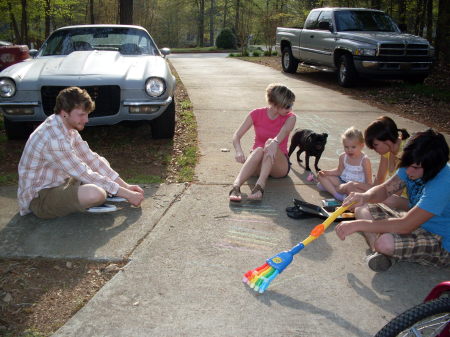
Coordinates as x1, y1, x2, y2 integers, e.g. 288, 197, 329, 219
435, 0, 450, 66
119, 0, 133, 24
20, 0, 28, 44
196, 0, 205, 47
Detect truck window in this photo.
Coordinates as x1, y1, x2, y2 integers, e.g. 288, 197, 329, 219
304, 11, 321, 30
335, 10, 399, 32
317, 10, 333, 28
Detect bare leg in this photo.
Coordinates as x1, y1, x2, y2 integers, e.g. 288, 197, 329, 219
248, 145, 288, 200
232, 147, 264, 188
317, 175, 343, 200
355, 205, 378, 251
78, 184, 107, 208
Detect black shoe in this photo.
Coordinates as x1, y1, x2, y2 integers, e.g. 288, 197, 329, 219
286, 206, 316, 219
366, 252, 392, 272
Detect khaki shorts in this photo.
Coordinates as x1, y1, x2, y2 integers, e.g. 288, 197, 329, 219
30, 178, 85, 219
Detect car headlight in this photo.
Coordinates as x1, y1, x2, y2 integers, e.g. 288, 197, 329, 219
0, 78, 16, 98
145, 77, 165, 97
354, 48, 377, 57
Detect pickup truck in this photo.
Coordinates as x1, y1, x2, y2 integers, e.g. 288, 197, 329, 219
276, 8, 434, 87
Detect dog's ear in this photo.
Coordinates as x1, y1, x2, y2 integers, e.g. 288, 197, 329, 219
323, 133, 328, 139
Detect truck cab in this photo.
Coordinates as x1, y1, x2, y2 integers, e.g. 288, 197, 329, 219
276, 8, 434, 86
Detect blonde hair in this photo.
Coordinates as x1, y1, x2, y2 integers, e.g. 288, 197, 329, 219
265, 83, 295, 108
341, 126, 364, 144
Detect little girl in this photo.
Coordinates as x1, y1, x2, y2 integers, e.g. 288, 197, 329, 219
317, 127, 372, 201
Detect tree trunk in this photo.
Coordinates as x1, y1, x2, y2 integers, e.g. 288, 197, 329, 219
119, 0, 133, 25
397, 0, 406, 25
6, 0, 21, 43
223, 0, 228, 29
435, 0, 450, 66
90, 0, 95, 24
234, 0, 240, 36
20, 0, 28, 45
45, 0, 51, 38
209, 0, 215, 46
371, 0, 381, 9
197, 0, 205, 47
425, 0, 432, 43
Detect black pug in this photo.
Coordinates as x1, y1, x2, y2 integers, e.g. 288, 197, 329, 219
288, 129, 328, 171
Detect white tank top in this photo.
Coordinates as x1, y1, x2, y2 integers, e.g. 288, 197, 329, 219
340, 154, 367, 183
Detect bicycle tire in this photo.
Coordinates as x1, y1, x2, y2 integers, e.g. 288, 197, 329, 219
375, 298, 450, 337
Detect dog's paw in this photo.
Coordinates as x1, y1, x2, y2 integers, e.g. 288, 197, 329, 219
305, 167, 311, 171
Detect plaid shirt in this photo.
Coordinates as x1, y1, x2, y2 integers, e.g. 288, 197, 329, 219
18, 114, 120, 215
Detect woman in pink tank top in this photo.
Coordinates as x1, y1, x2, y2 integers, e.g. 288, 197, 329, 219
229, 83, 296, 202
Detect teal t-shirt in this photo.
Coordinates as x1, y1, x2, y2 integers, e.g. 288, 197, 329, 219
397, 164, 450, 252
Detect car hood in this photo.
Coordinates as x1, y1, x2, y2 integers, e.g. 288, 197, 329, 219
1, 50, 169, 89
337, 32, 430, 46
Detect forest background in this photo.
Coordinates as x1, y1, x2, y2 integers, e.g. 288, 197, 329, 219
0, 0, 449, 66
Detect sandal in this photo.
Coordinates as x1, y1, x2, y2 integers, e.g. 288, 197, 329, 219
248, 184, 264, 201
229, 186, 242, 202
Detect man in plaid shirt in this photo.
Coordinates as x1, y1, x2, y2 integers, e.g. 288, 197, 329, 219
18, 87, 144, 218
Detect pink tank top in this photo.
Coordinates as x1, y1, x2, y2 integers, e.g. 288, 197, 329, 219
250, 107, 294, 155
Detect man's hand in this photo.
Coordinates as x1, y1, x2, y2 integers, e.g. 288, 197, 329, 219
117, 186, 144, 207
335, 220, 358, 240
342, 192, 367, 210
128, 184, 144, 194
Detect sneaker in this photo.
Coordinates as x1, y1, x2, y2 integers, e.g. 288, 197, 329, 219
366, 252, 392, 272
87, 204, 117, 213
106, 194, 127, 202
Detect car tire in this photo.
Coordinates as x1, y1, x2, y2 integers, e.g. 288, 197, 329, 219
404, 76, 426, 85
4, 118, 33, 140
282, 47, 299, 73
151, 99, 175, 139
337, 54, 357, 87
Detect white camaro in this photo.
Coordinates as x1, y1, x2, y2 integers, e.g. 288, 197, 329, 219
0, 24, 176, 139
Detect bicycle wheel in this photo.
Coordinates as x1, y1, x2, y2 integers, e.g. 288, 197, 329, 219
375, 298, 450, 337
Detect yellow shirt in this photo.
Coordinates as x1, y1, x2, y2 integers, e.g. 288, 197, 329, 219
382, 140, 407, 197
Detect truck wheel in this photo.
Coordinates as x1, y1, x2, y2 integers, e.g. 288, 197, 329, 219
282, 47, 298, 73
4, 118, 33, 140
337, 54, 357, 87
150, 99, 175, 139
404, 76, 426, 85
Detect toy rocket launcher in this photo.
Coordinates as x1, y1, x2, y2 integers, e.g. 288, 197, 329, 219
242, 204, 352, 294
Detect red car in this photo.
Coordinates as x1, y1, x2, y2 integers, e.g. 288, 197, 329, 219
0, 42, 30, 71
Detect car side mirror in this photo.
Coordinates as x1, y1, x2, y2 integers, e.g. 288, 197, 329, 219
160, 47, 171, 57
29, 49, 39, 57
398, 23, 407, 33
318, 21, 332, 31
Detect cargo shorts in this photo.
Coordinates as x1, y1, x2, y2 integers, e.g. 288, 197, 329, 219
29, 178, 85, 219
368, 203, 449, 267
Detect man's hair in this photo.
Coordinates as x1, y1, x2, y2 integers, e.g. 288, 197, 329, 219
265, 83, 295, 108
54, 87, 95, 115
399, 129, 449, 182
342, 126, 364, 144
364, 116, 409, 149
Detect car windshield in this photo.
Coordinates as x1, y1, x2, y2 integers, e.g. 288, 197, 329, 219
335, 10, 399, 32
40, 26, 159, 56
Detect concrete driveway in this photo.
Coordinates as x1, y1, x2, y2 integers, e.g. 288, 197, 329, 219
1, 53, 448, 337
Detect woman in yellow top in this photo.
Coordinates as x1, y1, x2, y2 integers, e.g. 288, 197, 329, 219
341, 116, 409, 202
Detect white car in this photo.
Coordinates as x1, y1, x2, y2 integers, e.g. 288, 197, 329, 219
0, 24, 176, 139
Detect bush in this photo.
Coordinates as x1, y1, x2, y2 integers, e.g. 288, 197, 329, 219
252, 50, 262, 57
216, 28, 237, 49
